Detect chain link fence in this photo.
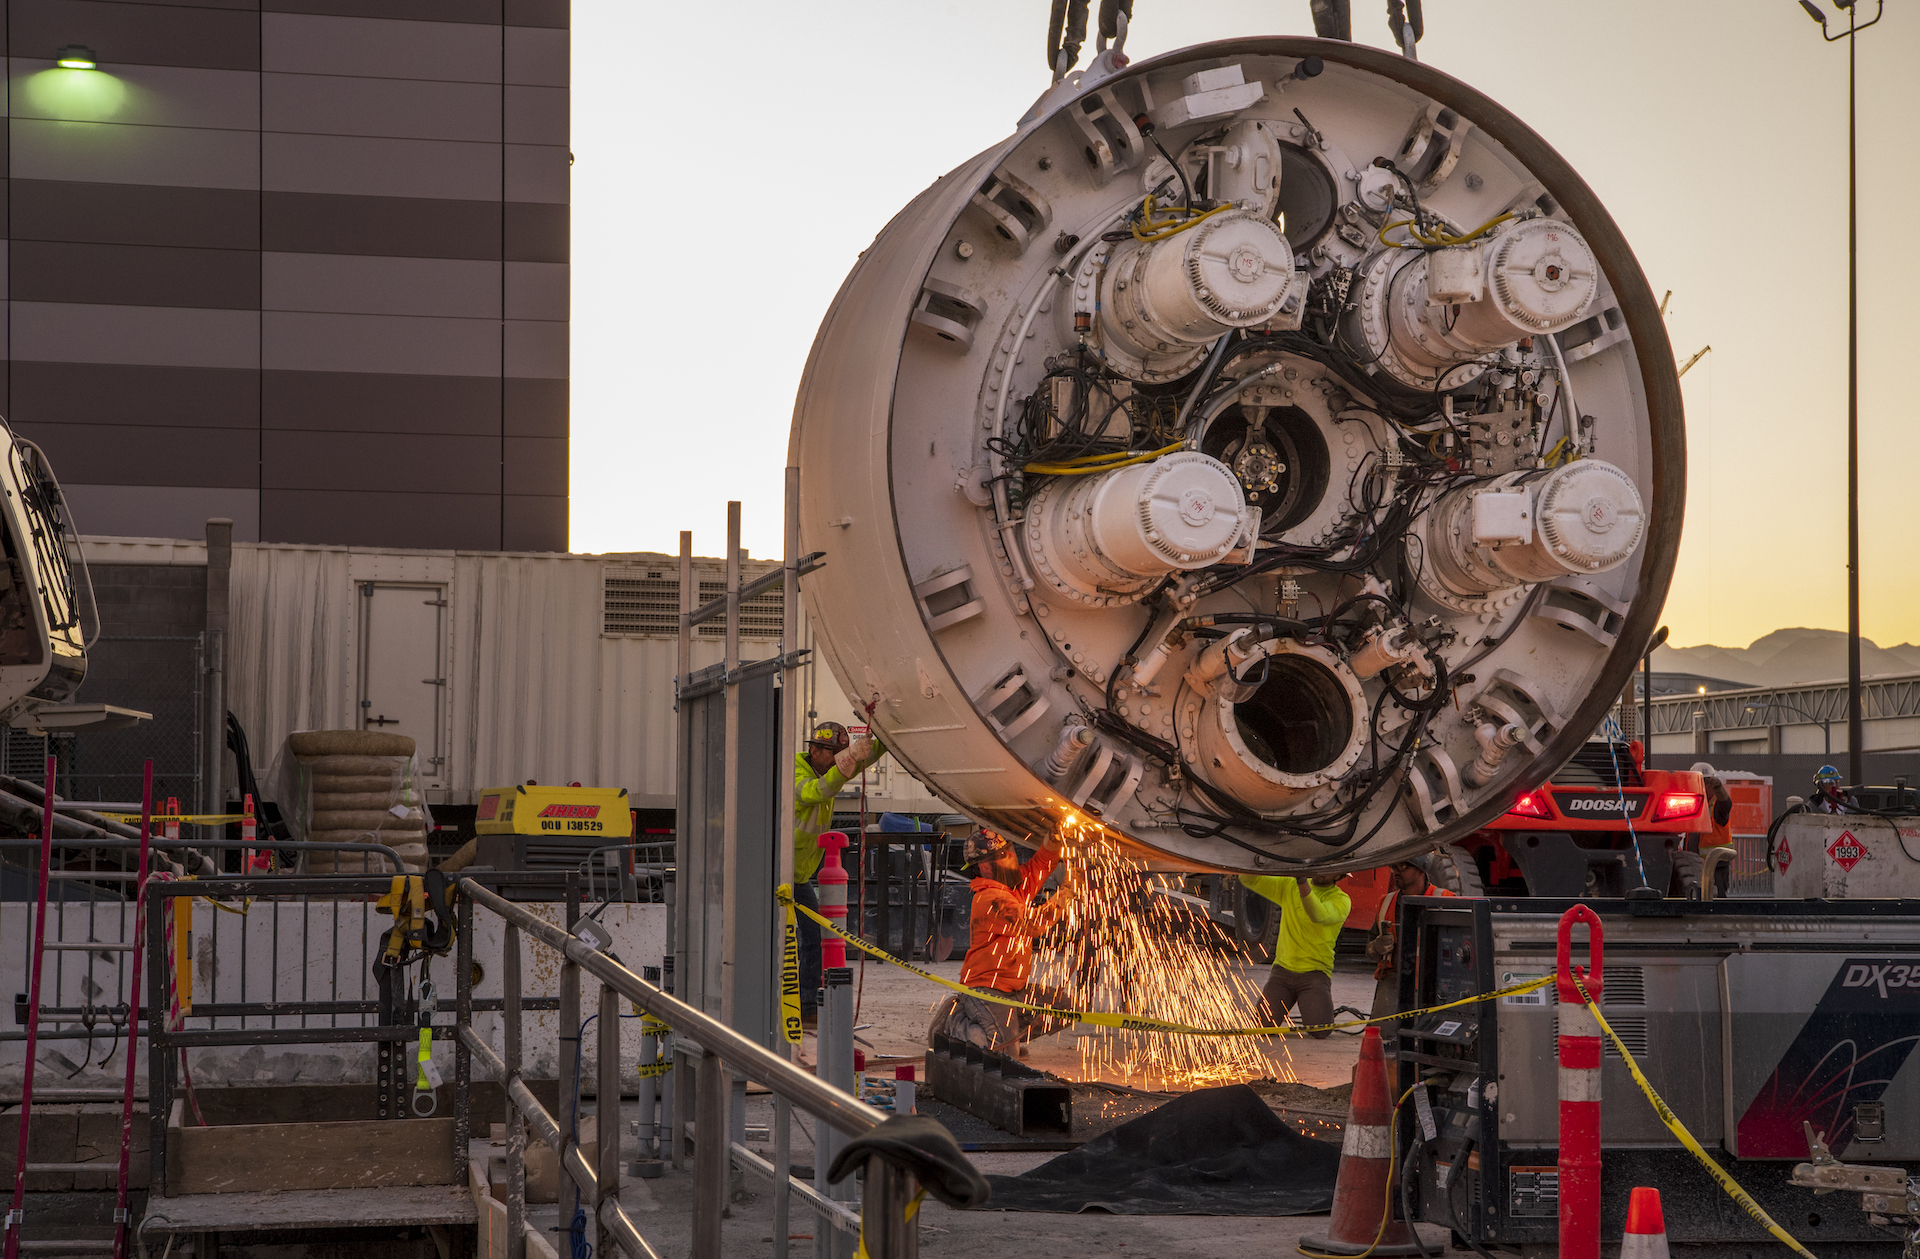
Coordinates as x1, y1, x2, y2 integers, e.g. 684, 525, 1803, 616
54, 635, 203, 807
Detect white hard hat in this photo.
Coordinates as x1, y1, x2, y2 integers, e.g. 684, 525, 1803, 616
1690, 761, 1716, 778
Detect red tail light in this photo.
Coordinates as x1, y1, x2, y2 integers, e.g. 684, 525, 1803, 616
1508, 791, 1553, 819
1652, 791, 1704, 822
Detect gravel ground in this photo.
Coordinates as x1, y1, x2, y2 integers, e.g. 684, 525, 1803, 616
504, 957, 1423, 1258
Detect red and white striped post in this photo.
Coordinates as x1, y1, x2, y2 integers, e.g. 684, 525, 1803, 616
1556, 904, 1606, 1259
815, 831, 850, 968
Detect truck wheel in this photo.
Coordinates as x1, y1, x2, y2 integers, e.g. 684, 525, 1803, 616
1235, 883, 1282, 962
1429, 847, 1487, 896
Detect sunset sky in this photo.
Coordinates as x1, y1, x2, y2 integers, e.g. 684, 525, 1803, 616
568, 1, 1918, 650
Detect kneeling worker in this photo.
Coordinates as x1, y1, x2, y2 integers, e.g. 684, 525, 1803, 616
931, 828, 1079, 1056
1238, 871, 1350, 1039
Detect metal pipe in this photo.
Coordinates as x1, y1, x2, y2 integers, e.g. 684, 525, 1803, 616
597, 1197, 663, 1259
779, 464, 802, 1069
1846, 1, 1862, 788
684, 552, 825, 627
675, 530, 693, 1006
637, 1017, 660, 1159
454, 893, 473, 1155
596, 984, 621, 1259
514, 1075, 601, 1205
693, 1051, 727, 1258
461, 1025, 604, 1210
861, 1155, 919, 1259
732, 1141, 860, 1239
558, 876, 581, 1214
502, 922, 527, 1259
203, 629, 225, 824
459, 878, 881, 1141
722, 501, 742, 1029
772, 1093, 793, 1259
0, 836, 410, 873
820, 967, 856, 1259
671, 1043, 692, 1172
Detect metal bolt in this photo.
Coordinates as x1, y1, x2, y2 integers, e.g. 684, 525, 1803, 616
955, 240, 974, 259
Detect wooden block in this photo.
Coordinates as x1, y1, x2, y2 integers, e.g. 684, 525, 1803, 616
0, 1107, 78, 1191
482, 1117, 594, 1205
167, 1103, 456, 1196
74, 1104, 148, 1191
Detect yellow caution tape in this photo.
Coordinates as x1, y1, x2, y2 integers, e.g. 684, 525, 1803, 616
637, 1060, 671, 1079
199, 897, 252, 916
777, 887, 1552, 1038
778, 883, 803, 1045
1575, 976, 1819, 1259
638, 1016, 670, 1036
101, 812, 256, 825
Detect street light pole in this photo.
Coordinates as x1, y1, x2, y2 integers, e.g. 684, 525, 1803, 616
1746, 701, 1833, 758
1800, 0, 1882, 785
1846, 2, 1861, 787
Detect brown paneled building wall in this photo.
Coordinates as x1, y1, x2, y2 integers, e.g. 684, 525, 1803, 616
7, 0, 569, 550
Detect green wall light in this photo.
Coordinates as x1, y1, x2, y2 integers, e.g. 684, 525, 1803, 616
55, 45, 98, 70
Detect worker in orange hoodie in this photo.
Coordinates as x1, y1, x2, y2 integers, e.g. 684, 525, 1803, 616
1367, 854, 1456, 1034
928, 827, 1079, 1056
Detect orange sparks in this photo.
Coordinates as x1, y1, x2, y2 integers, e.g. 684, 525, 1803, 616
1030, 827, 1297, 1092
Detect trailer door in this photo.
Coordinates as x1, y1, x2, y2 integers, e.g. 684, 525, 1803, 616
357, 582, 447, 788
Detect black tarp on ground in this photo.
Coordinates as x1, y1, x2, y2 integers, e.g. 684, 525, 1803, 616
974, 1083, 1343, 1215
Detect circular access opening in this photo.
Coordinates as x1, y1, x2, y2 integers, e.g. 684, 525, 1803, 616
1275, 143, 1338, 250
1233, 652, 1354, 775
1199, 404, 1330, 534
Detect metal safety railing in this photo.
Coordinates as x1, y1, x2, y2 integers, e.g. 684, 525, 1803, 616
456, 877, 917, 1259
579, 840, 675, 907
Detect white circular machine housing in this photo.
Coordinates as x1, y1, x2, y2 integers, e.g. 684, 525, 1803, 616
792, 39, 1683, 873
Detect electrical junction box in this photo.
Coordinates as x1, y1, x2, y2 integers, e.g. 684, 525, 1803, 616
1471, 489, 1532, 545
475, 785, 632, 838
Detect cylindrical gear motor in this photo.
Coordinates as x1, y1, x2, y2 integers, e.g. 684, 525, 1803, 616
1413, 460, 1646, 603
1346, 217, 1601, 391
1099, 210, 1296, 373
1026, 451, 1254, 605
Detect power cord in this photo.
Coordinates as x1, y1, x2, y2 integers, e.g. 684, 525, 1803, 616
1440, 1114, 1500, 1259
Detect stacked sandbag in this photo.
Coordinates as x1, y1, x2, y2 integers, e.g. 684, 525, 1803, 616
287, 731, 431, 874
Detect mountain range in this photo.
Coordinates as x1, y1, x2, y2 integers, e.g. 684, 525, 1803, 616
1654, 628, 1920, 689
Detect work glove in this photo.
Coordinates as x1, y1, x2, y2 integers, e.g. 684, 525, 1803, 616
849, 735, 876, 766
834, 747, 860, 777
1364, 930, 1393, 962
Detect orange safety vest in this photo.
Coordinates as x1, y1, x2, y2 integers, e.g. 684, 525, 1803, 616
959, 849, 1063, 993
1373, 883, 1456, 979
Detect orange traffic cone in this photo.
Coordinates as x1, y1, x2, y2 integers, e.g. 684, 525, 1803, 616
1300, 1027, 1426, 1256
1620, 1188, 1670, 1259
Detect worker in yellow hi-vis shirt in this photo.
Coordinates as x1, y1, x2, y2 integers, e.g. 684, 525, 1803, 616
1236, 872, 1351, 1039
793, 720, 886, 1027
